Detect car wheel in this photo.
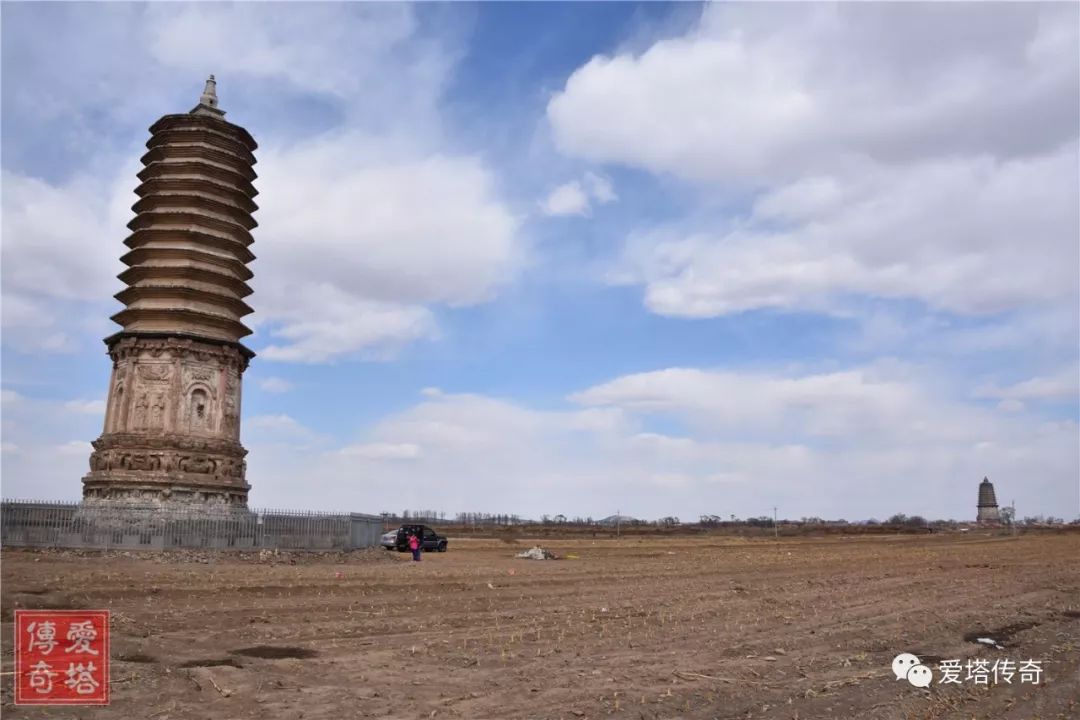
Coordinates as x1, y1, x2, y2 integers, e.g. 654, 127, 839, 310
437, 542, 447, 552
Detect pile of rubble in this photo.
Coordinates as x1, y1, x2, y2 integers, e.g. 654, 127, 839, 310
515, 546, 558, 560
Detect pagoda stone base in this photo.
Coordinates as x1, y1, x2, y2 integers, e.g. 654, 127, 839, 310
83, 432, 249, 508
82, 333, 252, 509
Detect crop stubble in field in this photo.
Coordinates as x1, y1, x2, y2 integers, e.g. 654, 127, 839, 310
2, 534, 1078, 719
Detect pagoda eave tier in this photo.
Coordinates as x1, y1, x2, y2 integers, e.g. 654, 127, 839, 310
114, 284, 253, 318
140, 148, 256, 185
127, 209, 254, 245
131, 193, 259, 231
123, 228, 256, 264
117, 264, 253, 299
149, 113, 257, 152
137, 161, 257, 198
146, 126, 257, 165
135, 176, 258, 214
110, 306, 252, 341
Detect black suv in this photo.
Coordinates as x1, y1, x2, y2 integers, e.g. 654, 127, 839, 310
380, 524, 448, 552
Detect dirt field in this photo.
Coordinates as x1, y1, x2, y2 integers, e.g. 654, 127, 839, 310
3, 533, 1078, 720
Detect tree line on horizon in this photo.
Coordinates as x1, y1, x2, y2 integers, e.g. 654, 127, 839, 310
381, 510, 1078, 527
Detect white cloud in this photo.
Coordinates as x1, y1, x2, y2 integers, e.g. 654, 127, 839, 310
553, 4, 1078, 321
258, 377, 293, 394
244, 414, 327, 453
583, 172, 617, 203
339, 442, 421, 460
975, 368, 1080, 402
1, 390, 25, 405
242, 366, 1078, 521
253, 137, 520, 361
997, 399, 1025, 414
0, 392, 110, 499
63, 399, 106, 415
148, 4, 417, 98
248, 414, 311, 434
571, 365, 937, 440
0, 167, 134, 353
541, 181, 589, 216
0, 169, 133, 303
540, 172, 618, 217
549, 3, 1078, 184
56, 441, 92, 456
616, 146, 1078, 317
145, 3, 452, 131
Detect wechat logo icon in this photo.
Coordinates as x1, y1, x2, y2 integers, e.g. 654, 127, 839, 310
892, 652, 933, 688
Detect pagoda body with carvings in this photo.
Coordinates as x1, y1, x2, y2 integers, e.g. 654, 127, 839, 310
83, 77, 258, 508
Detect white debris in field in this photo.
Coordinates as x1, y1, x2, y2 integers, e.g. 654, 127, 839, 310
515, 546, 558, 560
976, 637, 1004, 649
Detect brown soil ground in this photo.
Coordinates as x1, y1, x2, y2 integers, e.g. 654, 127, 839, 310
2, 533, 1078, 720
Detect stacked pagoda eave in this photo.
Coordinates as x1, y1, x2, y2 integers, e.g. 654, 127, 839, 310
111, 108, 258, 344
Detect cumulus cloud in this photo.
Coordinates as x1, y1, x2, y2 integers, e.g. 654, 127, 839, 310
552, 3, 1079, 321
147, 4, 419, 100
257, 291, 438, 364
974, 367, 1080, 402
339, 442, 421, 460
56, 440, 93, 456
258, 377, 293, 394
244, 414, 327, 452
541, 181, 589, 216
252, 137, 520, 361
248, 414, 312, 434
0, 168, 133, 353
63, 399, 107, 415
540, 171, 617, 217
245, 367, 1078, 521
0, 394, 107, 500
1, 390, 24, 405
616, 147, 1078, 317
549, 3, 1078, 183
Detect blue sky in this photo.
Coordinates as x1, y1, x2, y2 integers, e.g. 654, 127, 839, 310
2, 2, 1078, 522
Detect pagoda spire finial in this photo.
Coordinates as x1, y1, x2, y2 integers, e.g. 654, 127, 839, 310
200, 74, 218, 107
191, 74, 226, 118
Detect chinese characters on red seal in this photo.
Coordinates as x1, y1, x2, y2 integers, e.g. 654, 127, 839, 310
14, 610, 110, 705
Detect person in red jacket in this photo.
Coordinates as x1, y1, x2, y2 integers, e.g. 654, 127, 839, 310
408, 532, 421, 562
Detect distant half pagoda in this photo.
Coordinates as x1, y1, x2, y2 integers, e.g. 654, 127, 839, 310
83, 76, 258, 508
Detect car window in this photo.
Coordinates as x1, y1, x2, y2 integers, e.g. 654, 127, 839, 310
424, 528, 436, 539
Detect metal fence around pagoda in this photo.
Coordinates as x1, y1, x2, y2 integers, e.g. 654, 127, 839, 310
0, 500, 383, 551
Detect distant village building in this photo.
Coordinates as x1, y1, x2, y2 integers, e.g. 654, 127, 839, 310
976, 477, 1001, 524
82, 77, 258, 509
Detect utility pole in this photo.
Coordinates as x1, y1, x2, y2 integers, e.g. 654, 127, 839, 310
773, 506, 778, 541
